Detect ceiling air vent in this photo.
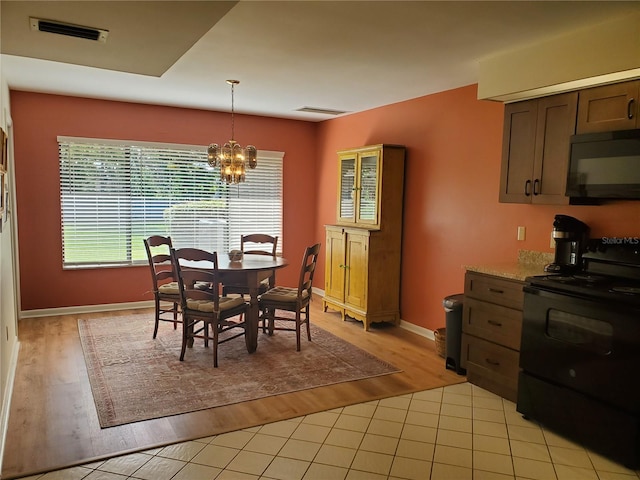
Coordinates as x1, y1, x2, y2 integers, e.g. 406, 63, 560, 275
30, 17, 109, 43
296, 107, 347, 116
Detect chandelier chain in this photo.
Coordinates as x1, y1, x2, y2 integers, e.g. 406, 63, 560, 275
230, 81, 235, 141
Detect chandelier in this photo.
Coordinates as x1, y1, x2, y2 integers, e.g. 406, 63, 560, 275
207, 80, 257, 184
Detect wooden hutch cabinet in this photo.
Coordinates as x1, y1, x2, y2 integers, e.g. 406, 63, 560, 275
323, 144, 405, 330
499, 92, 577, 205
577, 80, 640, 133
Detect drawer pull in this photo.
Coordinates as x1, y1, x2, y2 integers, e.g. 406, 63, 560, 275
488, 287, 504, 294
485, 358, 500, 366
487, 320, 503, 327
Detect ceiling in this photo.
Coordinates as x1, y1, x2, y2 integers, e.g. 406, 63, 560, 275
1, 1, 639, 121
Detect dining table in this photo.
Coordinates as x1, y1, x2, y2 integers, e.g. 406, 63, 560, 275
179, 254, 289, 353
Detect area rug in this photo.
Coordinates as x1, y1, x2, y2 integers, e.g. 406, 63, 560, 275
79, 313, 400, 428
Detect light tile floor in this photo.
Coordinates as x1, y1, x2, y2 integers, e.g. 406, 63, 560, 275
18, 383, 640, 480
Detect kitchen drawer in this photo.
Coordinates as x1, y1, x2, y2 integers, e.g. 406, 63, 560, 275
463, 297, 522, 350
464, 272, 524, 310
461, 334, 520, 402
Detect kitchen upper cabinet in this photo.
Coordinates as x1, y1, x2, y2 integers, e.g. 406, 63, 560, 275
577, 80, 640, 134
337, 145, 405, 229
499, 92, 577, 205
324, 144, 405, 331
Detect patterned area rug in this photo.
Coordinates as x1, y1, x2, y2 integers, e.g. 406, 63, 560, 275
79, 313, 400, 428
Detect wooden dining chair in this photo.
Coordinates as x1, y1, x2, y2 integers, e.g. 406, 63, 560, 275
170, 247, 248, 367
258, 243, 321, 351
143, 235, 181, 339
223, 234, 279, 297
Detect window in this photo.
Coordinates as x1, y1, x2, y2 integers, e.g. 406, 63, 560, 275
58, 136, 283, 268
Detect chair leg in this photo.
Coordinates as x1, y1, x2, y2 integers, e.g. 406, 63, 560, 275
305, 307, 311, 342
213, 320, 219, 368
180, 317, 189, 361
153, 297, 161, 339
295, 310, 301, 352
173, 302, 178, 330
260, 308, 267, 334
268, 309, 276, 336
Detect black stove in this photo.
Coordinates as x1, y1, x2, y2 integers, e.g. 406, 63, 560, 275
518, 237, 640, 468
527, 239, 640, 306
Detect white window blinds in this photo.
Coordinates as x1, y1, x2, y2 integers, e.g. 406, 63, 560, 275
58, 136, 283, 268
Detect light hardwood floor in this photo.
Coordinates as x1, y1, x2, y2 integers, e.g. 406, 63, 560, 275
2, 296, 465, 479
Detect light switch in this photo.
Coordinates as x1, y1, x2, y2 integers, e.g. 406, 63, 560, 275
517, 226, 526, 241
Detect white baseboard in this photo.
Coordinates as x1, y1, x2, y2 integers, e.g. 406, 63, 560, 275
0, 338, 20, 473
20, 300, 154, 319
399, 319, 435, 340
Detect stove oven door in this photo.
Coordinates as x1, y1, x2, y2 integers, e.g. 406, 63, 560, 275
519, 286, 640, 413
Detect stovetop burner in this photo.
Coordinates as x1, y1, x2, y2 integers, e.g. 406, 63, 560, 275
528, 239, 640, 306
546, 273, 613, 285
529, 274, 640, 306
610, 286, 640, 295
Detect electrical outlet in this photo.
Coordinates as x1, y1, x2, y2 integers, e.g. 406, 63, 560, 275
517, 226, 526, 241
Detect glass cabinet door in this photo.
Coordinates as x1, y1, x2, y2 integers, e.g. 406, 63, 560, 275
356, 151, 380, 225
338, 154, 356, 222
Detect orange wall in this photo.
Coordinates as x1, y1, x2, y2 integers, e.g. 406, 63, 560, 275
11, 87, 640, 330
316, 84, 640, 331
10, 91, 317, 311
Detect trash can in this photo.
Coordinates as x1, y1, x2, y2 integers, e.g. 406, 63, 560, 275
443, 294, 466, 375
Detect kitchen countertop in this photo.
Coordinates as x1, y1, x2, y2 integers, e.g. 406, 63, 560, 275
464, 250, 554, 282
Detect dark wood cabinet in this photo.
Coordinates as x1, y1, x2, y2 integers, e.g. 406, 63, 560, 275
577, 80, 640, 133
461, 272, 524, 402
499, 92, 577, 205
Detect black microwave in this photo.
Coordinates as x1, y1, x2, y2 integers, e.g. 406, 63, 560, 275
566, 129, 640, 200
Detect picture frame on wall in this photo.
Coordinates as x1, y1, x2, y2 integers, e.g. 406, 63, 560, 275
0, 128, 6, 172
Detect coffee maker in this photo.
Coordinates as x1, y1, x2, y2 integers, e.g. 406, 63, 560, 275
545, 215, 590, 274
